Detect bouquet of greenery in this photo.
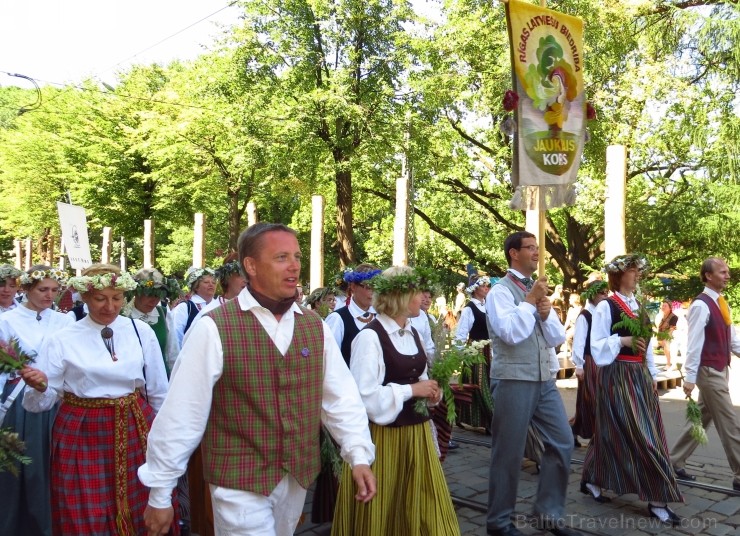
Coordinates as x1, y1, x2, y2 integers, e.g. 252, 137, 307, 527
685, 396, 708, 445
0, 428, 31, 476
414, 340, 488, 424
0, 337, 41, 388
612, 305, 671, 355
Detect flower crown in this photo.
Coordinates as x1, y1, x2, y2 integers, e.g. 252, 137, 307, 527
0, 265, 22, 283
603, 254, 650, 275
20, 268, 68, 286
369, 269, 435, 295
130, 269, 182, 302
343, 268, 382, 284
466, 276, 491, 295
185, 267, 216, 288
68, 272, 138, 293
581, 280, 608, 303
216, 261, 242, 282
305, 286, 337, 306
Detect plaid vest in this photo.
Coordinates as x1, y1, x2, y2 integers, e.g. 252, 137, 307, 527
202, 300, 325, 495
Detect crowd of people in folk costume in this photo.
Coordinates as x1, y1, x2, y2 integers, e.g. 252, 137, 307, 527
1, 224, 739, 536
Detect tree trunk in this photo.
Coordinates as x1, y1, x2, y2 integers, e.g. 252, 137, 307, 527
335, 166, 356, 267
227, 186, 242, 253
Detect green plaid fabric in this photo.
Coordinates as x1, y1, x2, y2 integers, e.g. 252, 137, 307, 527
202, 300, 325, 495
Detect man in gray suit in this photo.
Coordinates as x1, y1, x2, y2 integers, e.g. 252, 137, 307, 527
485, 231, 581, 536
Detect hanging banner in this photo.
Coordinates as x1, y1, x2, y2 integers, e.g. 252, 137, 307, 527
57, 202, 93, 269
505, 0, 585, 210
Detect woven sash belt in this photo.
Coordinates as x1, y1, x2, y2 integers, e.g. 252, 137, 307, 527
616, 354, 643, 363
63, 390, 148, 536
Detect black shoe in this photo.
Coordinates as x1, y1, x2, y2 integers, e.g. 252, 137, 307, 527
548, 528, 583, 536
648, 504, 681, 526
574, 436, 582, 448
579, 481, 611, 503
674, 467, 696, 481
733, 480, 740, 491
487, 524, 524, 536
447, 440, 459, 450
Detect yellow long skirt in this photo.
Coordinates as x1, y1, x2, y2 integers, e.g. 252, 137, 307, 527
331, 421, 460, 536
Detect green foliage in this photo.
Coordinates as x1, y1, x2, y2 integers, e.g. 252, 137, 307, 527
686, 397, 708, 445
0, 428, 31, 477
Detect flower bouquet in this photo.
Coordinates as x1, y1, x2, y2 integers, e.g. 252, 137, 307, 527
685, 396, 708, 445
0, 337, 43, 388
612, 305, 671, 356
0, 428, 31, 476
415, 340, 488, 424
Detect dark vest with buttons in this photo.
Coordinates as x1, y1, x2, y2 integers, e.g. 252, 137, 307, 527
466, 301, 489, 341
695, 293, 732, 372
366, 320, 429, 428
335, 306, 361, 366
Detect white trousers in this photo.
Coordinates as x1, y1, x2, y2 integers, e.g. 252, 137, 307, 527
210, 474, 307, 536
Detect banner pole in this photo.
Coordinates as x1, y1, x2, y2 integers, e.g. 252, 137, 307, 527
538, 0, 546, 276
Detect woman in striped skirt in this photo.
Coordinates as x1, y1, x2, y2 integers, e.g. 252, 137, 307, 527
332, 266, 460, 536
21, 264, 178, 535
581, 254, 683, 525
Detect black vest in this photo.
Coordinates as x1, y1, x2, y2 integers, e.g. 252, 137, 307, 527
466, 301, 489, 341
335, 306, 361, 366
579, 309, 593, 357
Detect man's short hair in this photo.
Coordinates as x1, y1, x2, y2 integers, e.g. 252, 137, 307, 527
237, 223, 296, 279
700, 257, 724, 283
503, 231, 536, 266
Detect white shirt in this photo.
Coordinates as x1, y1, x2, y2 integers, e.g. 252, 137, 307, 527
683, 287, 740, 384
349, 314, 430, 426
571, 302, 596, 369
485, 270, 565, 347
454, 298, 486, 345
125, 304, 180, 371
325, 298, 377, 348
0, 305, 74, 393
172, 294, 211, 347
590, 291, 658, 379
22, 314, 169, 413
138, 288, 375, 508
408, 312, 435, 362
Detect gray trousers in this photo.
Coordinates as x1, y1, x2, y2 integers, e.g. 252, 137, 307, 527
487, 379, 573, 530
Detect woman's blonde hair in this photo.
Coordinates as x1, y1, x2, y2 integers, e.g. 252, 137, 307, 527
372, 266, 419, 318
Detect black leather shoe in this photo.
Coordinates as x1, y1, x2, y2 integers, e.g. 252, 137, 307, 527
573, 436, 582, 448
674, 467, 696, 481
648, 504, 681, 526
733, 480, 740, 491
448, 440, 460, 450
487, 524, 525, 536
579, 481, 611, 503
548, 528, 583, 536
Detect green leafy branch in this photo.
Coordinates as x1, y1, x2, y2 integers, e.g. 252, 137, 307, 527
0, 428, 31, 476
612, 309, 671, 354
685, 396, 708, 445
414, 341, 488, 424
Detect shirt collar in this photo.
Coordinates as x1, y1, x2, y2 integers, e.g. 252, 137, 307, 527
131, 305, 160, 322
348, 297, 376, 317
237, 287, 303, 316
507, 268, 528, 280
376, 313, 412, 336
703, 287, 721, 301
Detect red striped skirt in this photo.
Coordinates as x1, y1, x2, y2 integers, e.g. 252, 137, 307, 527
51, 391, 179, 536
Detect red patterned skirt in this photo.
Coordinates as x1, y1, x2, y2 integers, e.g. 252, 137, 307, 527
51, 391, 179, 536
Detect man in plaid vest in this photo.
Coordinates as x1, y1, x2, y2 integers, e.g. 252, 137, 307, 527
139, 223, 376, 535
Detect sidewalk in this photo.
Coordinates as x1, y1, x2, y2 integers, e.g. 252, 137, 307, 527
296, 357, 740, 535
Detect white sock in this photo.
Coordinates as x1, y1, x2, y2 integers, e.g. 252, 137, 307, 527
586, 483, 601, 497
650, 504, 670, 522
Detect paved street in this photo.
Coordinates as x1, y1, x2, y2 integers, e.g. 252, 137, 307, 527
296, 357, 740, 535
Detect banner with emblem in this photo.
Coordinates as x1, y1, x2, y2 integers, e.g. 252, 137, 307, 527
57, 202, 93, 269
504, 0, 586, 210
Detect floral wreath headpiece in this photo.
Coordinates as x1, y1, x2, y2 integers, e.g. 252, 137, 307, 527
305, 286, 337, 306
343, 268, 382, 284
0, 265, 22, 284
466, 275, 491, 295
216, 261, 242, 283
130, 269, 182, 302
581, 280, 608, 303
68, 272, 137, 293
603, 254, 650, 275
20, 268, 68, 286
369, 272, 424, 295
185, 267, 216, 289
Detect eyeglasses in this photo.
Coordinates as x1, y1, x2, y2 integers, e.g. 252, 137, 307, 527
517, 245, 539, 252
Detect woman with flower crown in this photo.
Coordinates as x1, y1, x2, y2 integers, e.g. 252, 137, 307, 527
0, 265, 73, 536
0, 264, 22, 314
331, 266, 460, 536
171, 266, 217, 351
20, 263, 177, 535
581, 254, 683, 526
